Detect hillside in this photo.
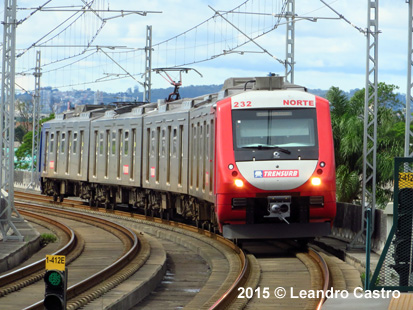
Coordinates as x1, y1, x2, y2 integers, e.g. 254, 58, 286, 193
15, 83, 407, 115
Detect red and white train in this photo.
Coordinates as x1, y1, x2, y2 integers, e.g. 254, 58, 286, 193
40, 76, 336, 239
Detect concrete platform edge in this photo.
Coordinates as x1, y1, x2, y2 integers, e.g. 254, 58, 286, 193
0, 221, 42, 274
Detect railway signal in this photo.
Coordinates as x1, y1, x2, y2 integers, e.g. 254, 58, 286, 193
44, 269, 67, 310
44, 255, 67, 310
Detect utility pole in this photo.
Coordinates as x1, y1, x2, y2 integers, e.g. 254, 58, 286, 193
144, 25, 152, 102
349, 0, 379, 249
0, 0, 23, 241
28, 51, 42, 189
285, 0, 295, 83
405, 1, 413, 157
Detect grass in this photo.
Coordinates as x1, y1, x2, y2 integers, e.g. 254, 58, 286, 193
40, 233, 57, 246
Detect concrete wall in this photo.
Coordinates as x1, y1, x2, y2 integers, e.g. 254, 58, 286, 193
332, 202, 388, 253
14, 170, 40, 191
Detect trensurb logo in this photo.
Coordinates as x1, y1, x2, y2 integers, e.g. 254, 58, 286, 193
254, 170, 299, 178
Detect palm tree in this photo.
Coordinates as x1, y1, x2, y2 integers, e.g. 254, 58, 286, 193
326, 83, 404, 208
327, 87, 363, 202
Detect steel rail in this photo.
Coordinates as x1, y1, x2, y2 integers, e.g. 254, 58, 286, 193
308, 246, 331, 310
9, 202, 139, 310
0, 207, 76, 289
208, 247, 249, 310
15, 190, 249, 309
16, 192, 331, 309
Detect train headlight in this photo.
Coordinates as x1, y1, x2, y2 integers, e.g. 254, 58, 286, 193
234, 179, 244, 187
311, 177, 321, 186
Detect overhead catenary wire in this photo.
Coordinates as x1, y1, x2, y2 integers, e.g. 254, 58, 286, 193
319, 0, 367, 34
14, 0, 293, 92
17, 0, 53, 25
208, 4, 285, 65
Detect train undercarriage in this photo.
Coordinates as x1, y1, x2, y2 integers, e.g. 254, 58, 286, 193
41, 178, 219, 231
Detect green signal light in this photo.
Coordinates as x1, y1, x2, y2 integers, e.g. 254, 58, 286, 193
47, 271, 62, 286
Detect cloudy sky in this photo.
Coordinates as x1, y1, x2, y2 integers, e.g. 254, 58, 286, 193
6, 0, 411, 95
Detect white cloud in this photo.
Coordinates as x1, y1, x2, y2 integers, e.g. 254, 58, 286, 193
3, 0, 411, 95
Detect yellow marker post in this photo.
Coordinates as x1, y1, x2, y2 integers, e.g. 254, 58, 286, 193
45, 255, 66, 271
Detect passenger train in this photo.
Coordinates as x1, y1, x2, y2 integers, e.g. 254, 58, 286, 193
40, 76, 336, 239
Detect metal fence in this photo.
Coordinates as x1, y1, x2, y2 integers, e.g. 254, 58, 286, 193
370, 157, 413, 291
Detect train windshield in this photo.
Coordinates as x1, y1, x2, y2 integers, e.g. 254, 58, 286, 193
232, 108, 318, 152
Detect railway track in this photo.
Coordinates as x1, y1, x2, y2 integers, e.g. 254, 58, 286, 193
1, 199, 146, 310
13, 191, 249, 309
232, 241, 330, 310
12, 191, 345, 309
0, 208, 80, 296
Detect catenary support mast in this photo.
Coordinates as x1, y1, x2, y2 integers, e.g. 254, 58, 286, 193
349, 0, 379, 249
406, 1, 413, 157
144, 25, 152, 102
0, 0, 23, 241
285, 0, 295, 83
28, 51, 42, 189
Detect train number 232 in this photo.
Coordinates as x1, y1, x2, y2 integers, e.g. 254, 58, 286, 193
233, 101, 252, 108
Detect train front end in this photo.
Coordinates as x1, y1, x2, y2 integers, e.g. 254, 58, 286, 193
215, 77, 336, 239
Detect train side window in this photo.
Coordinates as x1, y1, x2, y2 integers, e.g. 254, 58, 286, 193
73, 132, 78, 154
117, 129, 122, 179
105, 129, 110, 178
156, 127, 160, 182
93, 130, 98, 177
111, 131, 116, 155
50, 133, 54, 153
178, 125, 184, 187
166, 126, 171, 185
151, 130, 155, 156
146, 128, 151, 181
203, 121, 207, 191
61, 132, 65, 154
124, 131, 129, 156
66, 131, 71, 174
206, 123, 210, 188
161, 129, 166, 157
79, 130, 84, 175
55, 131, 60, 173
196, 123, 200, 190
172, 128, 177, 157
191, 124, 198, 188
99, 132, 104, 155
44, 131, 49, 173
130, 129, 136, 181
210, 119, 214, 193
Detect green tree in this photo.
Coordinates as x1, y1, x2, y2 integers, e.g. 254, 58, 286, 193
15, 125, 27, 144
326, 83, 404, 207
327, 87, 363, 203
15, 131, 32, 170
15, 113, 55, 170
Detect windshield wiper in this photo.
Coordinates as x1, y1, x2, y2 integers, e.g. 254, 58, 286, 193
241, 144, 291, 154
273, 146, 291, 155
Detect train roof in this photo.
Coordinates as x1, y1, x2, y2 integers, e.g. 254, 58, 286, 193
219, 76, 307, 98
48, 76, 310, 122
